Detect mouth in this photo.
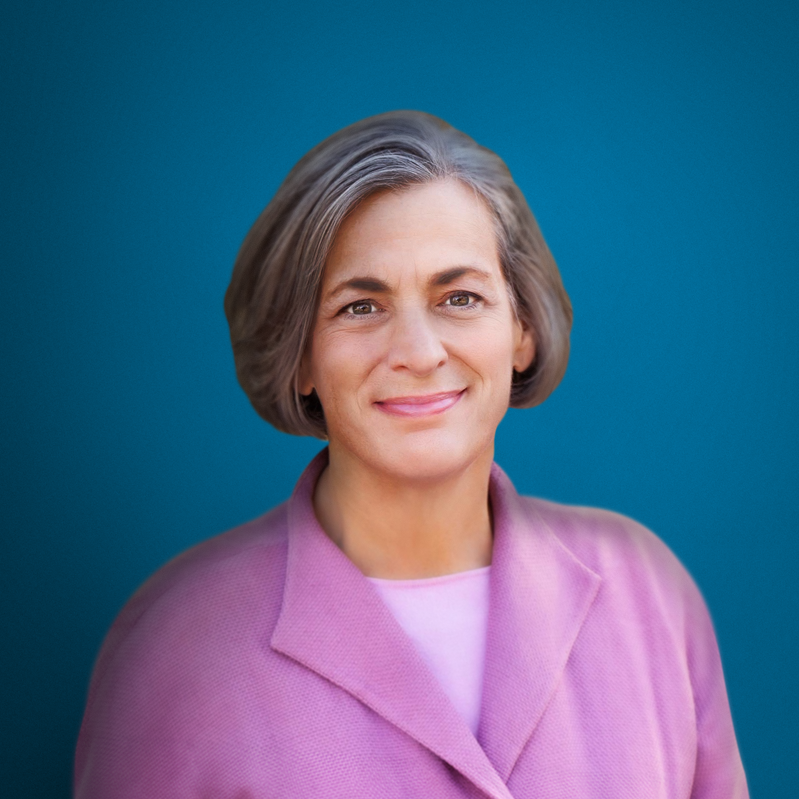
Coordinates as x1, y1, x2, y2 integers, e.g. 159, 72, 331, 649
374, 389, 465, 418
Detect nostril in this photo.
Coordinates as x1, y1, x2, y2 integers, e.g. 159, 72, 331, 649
384, 313, 446, 367
386, 329, 448, 374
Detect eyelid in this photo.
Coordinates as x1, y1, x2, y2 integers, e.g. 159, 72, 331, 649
338, 291, 483, 316
340, 299, 380, 316
442, 290, 483, 306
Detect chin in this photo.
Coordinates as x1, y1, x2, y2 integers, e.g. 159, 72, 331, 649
371, 429, 492, 484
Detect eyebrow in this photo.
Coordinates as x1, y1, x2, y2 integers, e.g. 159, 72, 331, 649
325, 266, 495, 301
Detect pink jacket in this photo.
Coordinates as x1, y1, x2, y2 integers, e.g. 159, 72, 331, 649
74, 450, 748, 798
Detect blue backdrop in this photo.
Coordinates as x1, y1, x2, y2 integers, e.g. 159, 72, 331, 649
2, 0, 797, 795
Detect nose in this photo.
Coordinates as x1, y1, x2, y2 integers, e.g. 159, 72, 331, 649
385, 307, 448, 376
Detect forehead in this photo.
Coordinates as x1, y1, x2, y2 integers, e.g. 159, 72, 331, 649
323, 180, 501, 283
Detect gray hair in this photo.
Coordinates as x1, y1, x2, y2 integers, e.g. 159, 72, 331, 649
224, 110, 572, 439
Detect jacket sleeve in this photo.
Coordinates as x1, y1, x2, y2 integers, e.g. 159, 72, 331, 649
74, 625, 209, 798
683, 577, 749, 799
73, 572, 242, 799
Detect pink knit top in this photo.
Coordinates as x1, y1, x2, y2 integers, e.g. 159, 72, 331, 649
366, 566, 492, 735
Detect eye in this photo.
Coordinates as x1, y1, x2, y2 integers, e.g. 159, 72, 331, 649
343, 300, 378, 316
444, 292, 480, 308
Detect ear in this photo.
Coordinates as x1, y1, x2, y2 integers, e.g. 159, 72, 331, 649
297, 350, 315, 396
513, 320, 536, 374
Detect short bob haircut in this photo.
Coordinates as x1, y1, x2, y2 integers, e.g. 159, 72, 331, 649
225, 110, 572, 439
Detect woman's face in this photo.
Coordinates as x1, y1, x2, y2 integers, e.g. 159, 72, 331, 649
300, 179, 534, 483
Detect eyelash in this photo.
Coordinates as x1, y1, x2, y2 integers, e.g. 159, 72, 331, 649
340, 292, 483, 317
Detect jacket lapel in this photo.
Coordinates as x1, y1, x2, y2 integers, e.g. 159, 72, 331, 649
271, 451, 601, 796
477, 463, 602, 780
271, 449, 512, 799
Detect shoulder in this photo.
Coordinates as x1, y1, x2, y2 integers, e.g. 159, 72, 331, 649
518, 495, 707, 630
523, 497, 680, 569
75, 503, 293, 792
85, 502, 291, 701
514, 494, 727, 703
511, 496, 748, 794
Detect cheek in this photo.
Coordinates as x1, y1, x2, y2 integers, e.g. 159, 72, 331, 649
461, 322, 517, 375
310, 333, 377, 407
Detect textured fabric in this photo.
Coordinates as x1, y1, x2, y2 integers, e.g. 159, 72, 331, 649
74, 448, 748, 798
366, 566, 491, 735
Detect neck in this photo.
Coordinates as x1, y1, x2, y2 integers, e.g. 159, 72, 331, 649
312, 446, 494, 580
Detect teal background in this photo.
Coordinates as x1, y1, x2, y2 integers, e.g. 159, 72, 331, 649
2, 0, 797, 795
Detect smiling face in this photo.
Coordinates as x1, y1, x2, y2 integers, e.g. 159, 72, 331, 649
299, 179, 535, 483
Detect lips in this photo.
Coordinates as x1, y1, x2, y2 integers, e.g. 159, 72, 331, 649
375, 389, 465, 417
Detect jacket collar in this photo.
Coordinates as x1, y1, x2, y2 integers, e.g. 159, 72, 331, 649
271, 449, 601, 798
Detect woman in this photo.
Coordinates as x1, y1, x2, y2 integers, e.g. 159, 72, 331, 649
74, 111, 748, 798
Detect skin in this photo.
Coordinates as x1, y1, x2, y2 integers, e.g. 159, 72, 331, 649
299, 179, 535, 579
